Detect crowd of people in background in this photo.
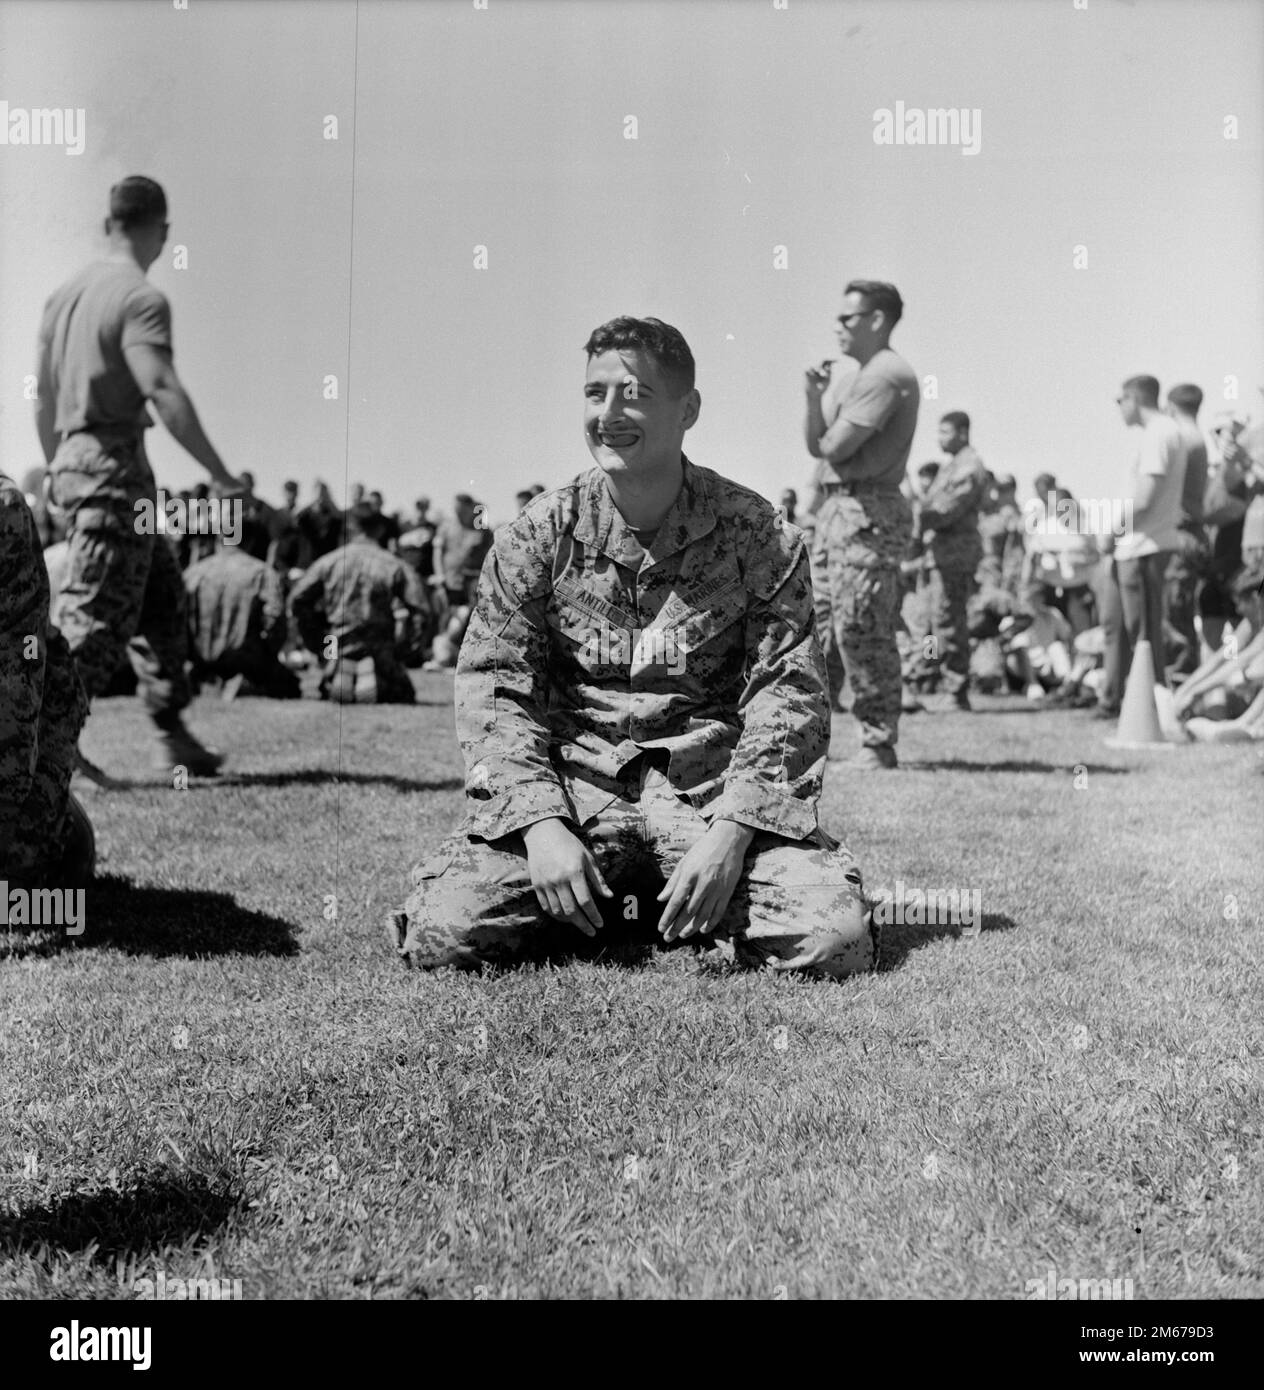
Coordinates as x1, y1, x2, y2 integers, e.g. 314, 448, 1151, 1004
28, 478, 533, 707
789, 382, 1264, 745
22, 383, 1264, 744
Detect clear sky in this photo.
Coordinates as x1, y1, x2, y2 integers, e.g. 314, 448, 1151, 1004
2, 0, 1261, 524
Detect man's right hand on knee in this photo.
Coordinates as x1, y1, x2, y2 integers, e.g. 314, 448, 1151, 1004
521, 817, 613, 936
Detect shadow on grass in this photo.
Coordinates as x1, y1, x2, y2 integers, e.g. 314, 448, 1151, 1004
877, 910, 1018, 972
208, 769, 463, 793
0, 875, 299, 960
906, 758, 1129, 774
0, 1172, 245, 1266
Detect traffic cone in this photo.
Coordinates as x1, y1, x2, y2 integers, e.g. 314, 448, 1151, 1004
1105, 639, 1174, 749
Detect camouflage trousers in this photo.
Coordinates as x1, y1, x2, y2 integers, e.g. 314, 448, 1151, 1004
48, 431, 190, 716
391, 764, 875, 976
813, 490, 911, 748
809, 538, 848, 710
1, 624, 90, 881
906, 563, 976, 695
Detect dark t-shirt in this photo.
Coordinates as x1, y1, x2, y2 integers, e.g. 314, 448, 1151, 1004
398, 522, 435, 579
39, 261, 172, 436
299, 502, 343, 559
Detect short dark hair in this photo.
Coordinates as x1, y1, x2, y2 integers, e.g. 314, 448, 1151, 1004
514, 489, 534, 504
283, 479, 299, 492
1168, 383, 1203, 416
345, 502, 385, 542
583, 316, 695, 398
940, 410, 970, 434
109, 176, 167, 230
844, 279, 904, 326
237, 516, 271, 556
1122, 375, 1161, 407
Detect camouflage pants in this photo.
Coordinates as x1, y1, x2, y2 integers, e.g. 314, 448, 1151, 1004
2, 626, 90, 879
906, 563, 975, 694
391, 765, 875, 976
809, 539, 848, 709
813, 491, 911, 748
48, 432, 190, 716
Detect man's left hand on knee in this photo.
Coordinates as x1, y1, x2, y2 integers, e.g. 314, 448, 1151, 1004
658, 818, 755, 942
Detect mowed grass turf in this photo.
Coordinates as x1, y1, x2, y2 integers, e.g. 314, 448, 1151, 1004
2, 677, 1261, 1299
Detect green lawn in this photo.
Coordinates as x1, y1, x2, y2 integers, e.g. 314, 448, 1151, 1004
2, 679, 1260, 1299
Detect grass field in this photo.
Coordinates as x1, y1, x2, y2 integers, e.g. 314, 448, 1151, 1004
2, 678, 1261, 1300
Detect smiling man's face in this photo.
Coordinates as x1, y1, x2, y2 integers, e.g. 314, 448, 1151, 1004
584, 348, 699, 478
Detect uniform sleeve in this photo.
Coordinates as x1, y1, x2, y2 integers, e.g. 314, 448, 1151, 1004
288, 562, 327, 654
259, 566, 287, 653
920, 456, 986, 531
395, 560, 428, 615
707, 522, 827, 840
0, 486, 48, 850
837, 362, 903, 432
454, 516, 573, 841
121, 284, 173, 354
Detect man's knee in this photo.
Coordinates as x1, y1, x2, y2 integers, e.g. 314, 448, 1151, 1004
729, 834, 876, 976
391, 835, 541, 968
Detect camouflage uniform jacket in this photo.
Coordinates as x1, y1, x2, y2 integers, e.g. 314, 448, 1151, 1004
289, 537, 427, 659
919, 445, 988, 570
457, 456, 829, 843
184, 547, 287, 665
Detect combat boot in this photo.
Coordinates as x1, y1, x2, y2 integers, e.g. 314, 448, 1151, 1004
923, 689, 972, 713
151, 714, 224, 776
58, 791, 96, 884
901, 685, 925, 713
73, 745, 125, 790
846, 744, 898, 770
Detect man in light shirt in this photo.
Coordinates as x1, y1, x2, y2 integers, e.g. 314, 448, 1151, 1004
1111, 374, 1188, 687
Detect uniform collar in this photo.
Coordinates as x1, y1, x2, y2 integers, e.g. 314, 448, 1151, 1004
575, 455, 716, 567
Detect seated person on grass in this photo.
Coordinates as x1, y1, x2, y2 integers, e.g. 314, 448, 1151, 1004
1001, 585, 1073, 701
386, 315, 875, 977
1172, 564, 1264, 743
183, 519, 300, 700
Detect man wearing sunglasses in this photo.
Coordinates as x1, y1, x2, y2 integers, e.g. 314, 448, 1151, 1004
803, 280, 920, 769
